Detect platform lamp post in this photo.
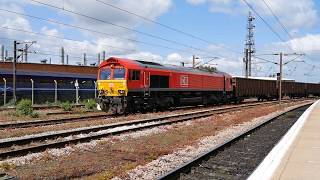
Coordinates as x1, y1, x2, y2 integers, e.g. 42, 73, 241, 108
54, 80, 58, 104
3, 78, 6, 106
30, 79, 34, 106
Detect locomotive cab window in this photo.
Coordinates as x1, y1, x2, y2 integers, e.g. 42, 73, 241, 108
129, 70, 140, 80
114, 68, 126, 80
100, 68, 111, 80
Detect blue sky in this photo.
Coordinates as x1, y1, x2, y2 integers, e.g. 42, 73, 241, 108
0, 0, 320, 82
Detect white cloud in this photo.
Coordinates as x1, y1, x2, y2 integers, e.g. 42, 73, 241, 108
166, 53, 183, 65
125, 52, 164, 63
280, 33, 320, 53
0, 0, 173, 64
40, 26, 60, 37
186, 0, 318, 29
186, 0, 207, 5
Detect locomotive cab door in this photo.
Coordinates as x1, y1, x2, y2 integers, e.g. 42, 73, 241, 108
143, 71, 150, 96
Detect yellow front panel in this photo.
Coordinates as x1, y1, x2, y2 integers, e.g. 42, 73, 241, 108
97, 80, 128, 96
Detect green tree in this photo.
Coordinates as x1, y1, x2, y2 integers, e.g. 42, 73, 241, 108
197, 65, 217, 73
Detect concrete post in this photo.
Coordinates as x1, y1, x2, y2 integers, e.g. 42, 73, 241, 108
102, 51, 106, 61
30, 79, 34, 105
94, 81, 97, 98
61, 47, 64, 65
54, 80, 58, 104
66, 54, 69, 65
279, 52, 283, 103
75, 79, 79, 105
192, 55, 195, 68
1, 45, 4, 61
13, 40, 17, 104
3, 78, 6, 106
5, 50, 8, 60
97, 53, 100, 65
83, 53, 87, 66
24, 44, 28, 63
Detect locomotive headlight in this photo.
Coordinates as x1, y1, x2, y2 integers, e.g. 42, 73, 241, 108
118, 90, 125, 94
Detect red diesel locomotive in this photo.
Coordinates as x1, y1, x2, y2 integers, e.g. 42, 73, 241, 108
96, 57, 233, 114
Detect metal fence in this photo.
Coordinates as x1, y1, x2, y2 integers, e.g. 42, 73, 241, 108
0, 78, 97, 106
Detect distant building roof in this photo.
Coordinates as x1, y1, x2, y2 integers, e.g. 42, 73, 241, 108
234, 76, 295, 82
0, 62, 97, 79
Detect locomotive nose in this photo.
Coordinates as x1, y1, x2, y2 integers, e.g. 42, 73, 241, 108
97, 80, 128, 97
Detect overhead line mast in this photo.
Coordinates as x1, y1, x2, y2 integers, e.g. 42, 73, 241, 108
244, 11, 255, 78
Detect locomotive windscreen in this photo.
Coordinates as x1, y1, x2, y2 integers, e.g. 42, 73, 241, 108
114, 68, 126, 80
100, 68, 111, 80
150, 75, 169, 88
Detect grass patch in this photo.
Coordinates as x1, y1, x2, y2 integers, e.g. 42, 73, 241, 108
84, 99, 96, 111
16, 99, 33, 116
123, 162, 137, 171
30, 112, 39, 118
60, 101, 73, 111
0, 162, 16, 171
145, 154, 157, 162
94, 171, 114, 180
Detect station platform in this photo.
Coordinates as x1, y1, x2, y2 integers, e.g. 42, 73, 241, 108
248, 99, 320, 180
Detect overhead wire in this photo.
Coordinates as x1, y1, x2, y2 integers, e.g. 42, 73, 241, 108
259, 0, 320, 77
0, 26, 137, 53
244, 0, 320, 78
28, 0, 222, 57
241, 0, 287, 43
261, 0, 293, 40
0, 8, 195, 55
95, 0, 242, 55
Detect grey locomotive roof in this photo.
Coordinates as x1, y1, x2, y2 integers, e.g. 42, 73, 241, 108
133, 60, 229, 76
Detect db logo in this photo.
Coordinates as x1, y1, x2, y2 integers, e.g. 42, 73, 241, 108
180, 75, 188, 87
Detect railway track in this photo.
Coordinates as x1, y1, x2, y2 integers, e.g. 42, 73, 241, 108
0, 114, 109, 129
0, 100, 311, 161
0, 99, 302, 129
0, 104, 84, 112
158, 103, 311, 180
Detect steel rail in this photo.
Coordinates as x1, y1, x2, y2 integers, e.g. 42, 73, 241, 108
0, 114, 109, 129
0, 100, 310, 160
157, 102, 313, 180
0, 99, 309, 129
0, 104, 84, 112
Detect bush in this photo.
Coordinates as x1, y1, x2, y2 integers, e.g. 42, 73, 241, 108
5, 99, 15, 107
45, 101, 53, 107
30, 112, 39, 118
16, 99, 33, 116
84, 99, 96, 111
60, 101, 73, 111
